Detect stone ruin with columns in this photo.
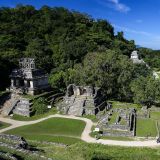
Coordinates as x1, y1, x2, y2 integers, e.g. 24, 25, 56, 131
0, 58, 50, 117
10, 58, 49, 95
57, 84, 110, 116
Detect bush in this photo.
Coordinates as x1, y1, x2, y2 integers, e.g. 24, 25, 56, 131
32, 97, 48, 115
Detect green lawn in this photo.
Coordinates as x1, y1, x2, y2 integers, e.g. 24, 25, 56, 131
0, 121, 11, 129
5, 118, 85, 145
82, 115, 98, 122
12, 107, 58, 121
109, 101, 142, 109
108, 112, 118, 124
24, 135, 82, 145
136, 118, 157, 137
150, 111, 160, 120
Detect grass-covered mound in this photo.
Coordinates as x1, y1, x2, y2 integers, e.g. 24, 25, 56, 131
5, 118, 85, 145
34, 142, 160, 160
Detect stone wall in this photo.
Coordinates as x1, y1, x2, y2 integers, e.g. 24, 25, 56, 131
58, 84, 107, 116
103, 131, 134, 137
12, 98, 32, 117
0, 134, 52, 160
0, 151, 18, 160
97, 108, 136, 137
106, 124, 129, 131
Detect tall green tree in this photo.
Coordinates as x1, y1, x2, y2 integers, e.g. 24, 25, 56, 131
131, 76, 160, 106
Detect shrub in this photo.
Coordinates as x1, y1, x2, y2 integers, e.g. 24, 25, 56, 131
32, 97, 48, 115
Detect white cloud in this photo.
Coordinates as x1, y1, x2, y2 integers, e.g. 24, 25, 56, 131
114, 24, 160, 49
113, 25, 152, 36
97, 0, 131, 13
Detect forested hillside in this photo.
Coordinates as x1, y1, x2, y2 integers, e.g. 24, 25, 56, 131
0, 5, 160, 104
139, 48, 160, 70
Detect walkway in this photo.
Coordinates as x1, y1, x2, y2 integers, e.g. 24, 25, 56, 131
0, 114, 160, 147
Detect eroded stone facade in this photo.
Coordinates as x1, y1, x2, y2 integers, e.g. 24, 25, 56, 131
10, 58, 49, 95
57, 84, 107, 116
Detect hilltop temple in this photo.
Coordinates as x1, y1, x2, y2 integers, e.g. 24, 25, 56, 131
130, 51, 159, 79
10, 58, 49, 95
130, 51, 145, 64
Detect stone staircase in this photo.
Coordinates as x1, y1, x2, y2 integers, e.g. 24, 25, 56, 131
67, 98, 85, 116
1, 98, 19, 116
12, 99, 32, 117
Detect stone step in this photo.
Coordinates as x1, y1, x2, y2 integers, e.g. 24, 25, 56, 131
2, 99, 19, 116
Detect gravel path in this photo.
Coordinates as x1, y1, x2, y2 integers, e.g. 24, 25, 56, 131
0, 114, 160, 147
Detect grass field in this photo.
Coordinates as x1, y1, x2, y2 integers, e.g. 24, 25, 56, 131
23, 135, 82, 145
5, 118, 85, 145
82, 115, 98, 122
38, 142, 160, 160
109, 101, 142, 109
136, 118, 157, 137
0, 121, 11, 129
150, 111, 160, 120
1, 141, 160, 160
108, 112, 118, 124
12, 107, 58, 121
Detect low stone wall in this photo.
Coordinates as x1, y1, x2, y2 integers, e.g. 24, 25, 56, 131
149, 106, 160, 112
107, 124, 129, 131
0, 134, 28, 149
137, 110, 149, 119
0, 134, 52, 160
0, 151, 17, 160
136, 114, 149, 119
103, 131, 134, 137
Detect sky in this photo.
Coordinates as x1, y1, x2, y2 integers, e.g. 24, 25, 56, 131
0, 0, 160, 49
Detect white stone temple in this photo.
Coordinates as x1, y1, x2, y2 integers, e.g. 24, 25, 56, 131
130, 51, 144, 64
130, 51, 159, 79
9, 58, 49, 95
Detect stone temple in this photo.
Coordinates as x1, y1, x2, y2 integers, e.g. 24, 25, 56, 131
0, 58, 50, 117
57, 84, 108, 116
10, 58, 49, 95
130, 51, 159, 79
130, 51, 144, 64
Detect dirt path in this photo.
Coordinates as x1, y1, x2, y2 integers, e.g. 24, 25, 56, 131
0, 114, 160, 147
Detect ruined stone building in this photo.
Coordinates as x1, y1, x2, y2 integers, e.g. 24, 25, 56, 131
0, 58, 50, 117
57, 84, 108, 116
97, 108, 136, 137
130, 51, 144, 64
10, 58, 49, 95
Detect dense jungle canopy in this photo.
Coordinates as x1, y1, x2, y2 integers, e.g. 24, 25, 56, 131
0, 5, 160, 104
